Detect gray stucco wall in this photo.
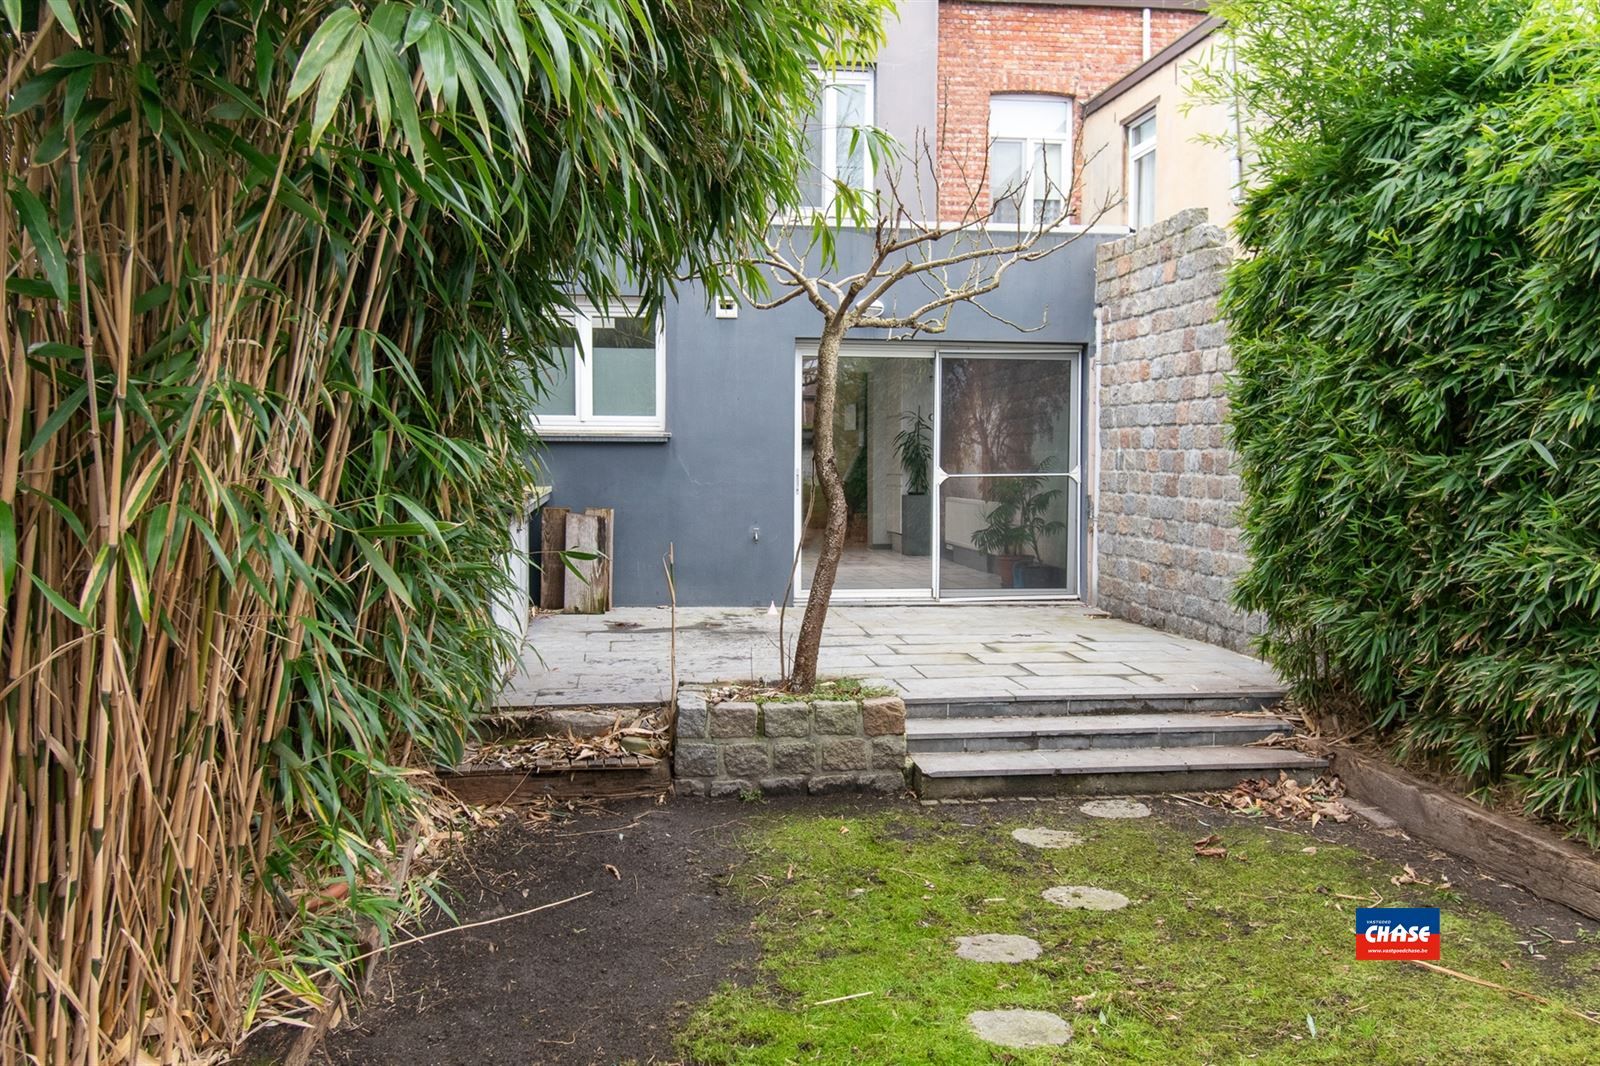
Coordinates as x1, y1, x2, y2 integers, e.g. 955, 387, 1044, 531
539, 228, 1115, 606
875, 1, 940, 214
1092, 209, 1263, 651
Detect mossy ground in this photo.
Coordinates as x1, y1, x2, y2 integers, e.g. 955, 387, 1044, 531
678, 803, 1600, 1064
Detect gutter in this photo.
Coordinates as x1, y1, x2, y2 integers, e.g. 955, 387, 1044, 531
1083, 15, 1227, 118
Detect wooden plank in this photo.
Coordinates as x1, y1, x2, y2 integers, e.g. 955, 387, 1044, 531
587, 506, 614, 613
564, 511, 603, 613
439, 761, 669, 805
1331, 747, 1600, 920
538, 506, 569, 610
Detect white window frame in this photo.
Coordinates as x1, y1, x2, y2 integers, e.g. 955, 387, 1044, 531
532, 302, 666, 436
1126, 110, 1158, 229
988, 94, 1074, 229
800, 69, 876, 212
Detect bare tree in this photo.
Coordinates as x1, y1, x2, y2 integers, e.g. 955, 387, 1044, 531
744, 133, 1111, 690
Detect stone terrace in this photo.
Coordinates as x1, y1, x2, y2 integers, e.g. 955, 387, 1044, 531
496, 604, 1282, 709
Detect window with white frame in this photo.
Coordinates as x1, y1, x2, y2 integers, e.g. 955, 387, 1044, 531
799, 70, 874, 211
1127, 111, 1157, 229
988, 95, 1073, 227
530, 305, 665, 434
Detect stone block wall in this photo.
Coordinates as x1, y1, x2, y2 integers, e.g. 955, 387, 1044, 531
673, 690, 907, 798
1093, 208, 1263, 653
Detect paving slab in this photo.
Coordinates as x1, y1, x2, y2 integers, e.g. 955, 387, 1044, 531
1011, 827, 1085, 849
913, 746, 1327, 779
1080, 799, 1152, 819
1042, 885, 1130, 911
967, 1009, 1073, 1048
953, 934, 1042, 963
496, 604, 1283, 709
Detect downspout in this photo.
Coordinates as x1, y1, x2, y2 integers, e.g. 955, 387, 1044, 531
1086, 303, 1104, 605
1228, 37, 1245, 201
1142, 8, 1152, 61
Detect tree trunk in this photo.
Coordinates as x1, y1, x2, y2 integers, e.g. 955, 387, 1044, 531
789, 321, 848, 690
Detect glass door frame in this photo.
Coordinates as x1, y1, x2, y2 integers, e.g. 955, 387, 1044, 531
793, 341, 1087, 604
931, 347, 1085, 601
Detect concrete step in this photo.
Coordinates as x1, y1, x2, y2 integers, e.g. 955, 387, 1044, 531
904, 689, 1286, 720
911, 745, 1326, 800
905, 713, 1293, 754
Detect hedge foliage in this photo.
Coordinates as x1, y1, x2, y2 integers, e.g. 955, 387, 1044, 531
1218, 0, 1600, 841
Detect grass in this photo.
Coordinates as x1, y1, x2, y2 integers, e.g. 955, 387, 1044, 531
720, 678, 897, 704
678, 806, 1600, 1064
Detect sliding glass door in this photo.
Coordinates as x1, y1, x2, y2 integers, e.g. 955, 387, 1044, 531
935, 353, 1081, 598
799, 352, 936, 596
797, 346, 1083, 601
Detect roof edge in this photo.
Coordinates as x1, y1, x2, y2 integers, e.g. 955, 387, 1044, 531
1083, 15, 1226, 118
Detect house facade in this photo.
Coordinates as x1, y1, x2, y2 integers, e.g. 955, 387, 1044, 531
533, 2, 1217, 611
1080, 15, 1246, 232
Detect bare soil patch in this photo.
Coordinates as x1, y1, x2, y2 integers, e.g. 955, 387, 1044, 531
318, 799, 761, 1066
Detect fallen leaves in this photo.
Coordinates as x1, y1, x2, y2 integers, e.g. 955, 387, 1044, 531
460, 708, 670, 770
1193, 834, 1228, 859
1202, 772, 1354, 824
1391, 864, 1452, 892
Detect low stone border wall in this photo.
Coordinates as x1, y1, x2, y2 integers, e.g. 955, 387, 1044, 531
672, 689, 907, 797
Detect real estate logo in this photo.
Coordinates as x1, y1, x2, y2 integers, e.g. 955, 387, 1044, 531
1356, 907, 1441, 961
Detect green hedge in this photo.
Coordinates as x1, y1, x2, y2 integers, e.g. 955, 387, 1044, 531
1221, 0, 1600, 841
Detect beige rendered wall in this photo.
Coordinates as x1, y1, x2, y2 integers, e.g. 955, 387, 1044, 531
1082, 36, 1243, 235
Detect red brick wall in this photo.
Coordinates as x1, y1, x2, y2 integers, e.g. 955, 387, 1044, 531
936, 2, 1203, 221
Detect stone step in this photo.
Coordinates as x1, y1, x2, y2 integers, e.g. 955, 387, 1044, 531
904, 688, 1286, 720
911, 745, 1326, 800
905, 712, 1293, 754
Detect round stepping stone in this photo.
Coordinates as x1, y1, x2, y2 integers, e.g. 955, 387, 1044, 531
967, 1009, 1073, 1048
1079, 799, 1151, 820
1042, 885, 1130, 911
1011, 826, 1084, 849
953, 934, 1042, 963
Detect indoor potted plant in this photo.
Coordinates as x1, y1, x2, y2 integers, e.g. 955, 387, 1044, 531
970, 471, 1065, 587
894, 408, 933, 555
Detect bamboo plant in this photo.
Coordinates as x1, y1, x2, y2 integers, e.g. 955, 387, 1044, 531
0, 2, 886, 1061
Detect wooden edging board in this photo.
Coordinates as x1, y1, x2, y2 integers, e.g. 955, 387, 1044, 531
440, 760, 669, 805
1328, 746, 1600, 921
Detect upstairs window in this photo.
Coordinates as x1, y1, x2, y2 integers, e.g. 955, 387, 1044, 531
531, 305, 665, 435
989, 95, 1072, 227
799, 70, 875, 211
1127, 112, 1157, 228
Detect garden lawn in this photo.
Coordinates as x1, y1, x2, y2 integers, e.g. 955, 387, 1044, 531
679, 802, 1600, 1064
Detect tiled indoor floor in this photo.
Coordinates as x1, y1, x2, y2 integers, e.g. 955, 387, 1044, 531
799, 545, 1002, 592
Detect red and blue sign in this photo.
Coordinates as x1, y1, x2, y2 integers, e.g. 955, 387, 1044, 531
1356, 907, 1440, 960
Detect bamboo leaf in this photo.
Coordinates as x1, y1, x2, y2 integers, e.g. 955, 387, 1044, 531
125, 543, 153, 624
0, 499, 15, 601
78, 544, 115, 616
287, 8, 362, 101
309, 27, 366, 147
354, 535, 414, 610
45, 0, 81, 42
24, 382, 87, 455
31, 571, 89, 625
121, 454, 169, 526
10, 184, 70, 304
